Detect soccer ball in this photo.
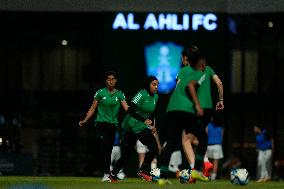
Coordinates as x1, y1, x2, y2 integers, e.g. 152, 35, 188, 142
179, 169, 190, 184
230, 168, 249, 185
150, 168, 161, 181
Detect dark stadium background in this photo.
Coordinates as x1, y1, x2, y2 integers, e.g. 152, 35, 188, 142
0, 0, 284, 178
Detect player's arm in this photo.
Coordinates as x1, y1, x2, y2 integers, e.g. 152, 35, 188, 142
128, 102, 152, 126
79, 99, 98, 126
120, 100, 128, 111
212, 74, 224, 110
128, 106, 152, 127
128, 102, 145, 121
120, 92, 129, 111
265, 130, 275, 152
149, 117, 162, 154
128, 92, 152, 126
188, 80, 203, 116
153, 122, 162, 154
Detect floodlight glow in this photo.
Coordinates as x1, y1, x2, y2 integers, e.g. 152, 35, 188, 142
61, 40, 68, 46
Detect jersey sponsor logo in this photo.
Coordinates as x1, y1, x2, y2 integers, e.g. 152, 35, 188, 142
102, 97, 107, 100
132, 93, 142, 104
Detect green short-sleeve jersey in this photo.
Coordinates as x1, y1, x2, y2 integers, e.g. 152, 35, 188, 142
94, 88, 126, 124
122, 89, 158, 133
197, 66, 216, 109
167, 70, 205, 113
176, 66, 194, 80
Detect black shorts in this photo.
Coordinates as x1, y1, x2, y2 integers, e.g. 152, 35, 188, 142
165, 111, 201, 141
200, 108, 213, 127
182, 113, 205, 137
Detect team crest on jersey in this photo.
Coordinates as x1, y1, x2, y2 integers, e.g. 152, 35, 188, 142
115, 97, 118, 101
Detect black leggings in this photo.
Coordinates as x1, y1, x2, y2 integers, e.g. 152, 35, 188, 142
159, 111, 208, 171
112, 129, 158, 175
96, 122, 116, 174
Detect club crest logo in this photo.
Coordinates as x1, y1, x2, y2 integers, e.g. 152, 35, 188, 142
145, 42, 182, 94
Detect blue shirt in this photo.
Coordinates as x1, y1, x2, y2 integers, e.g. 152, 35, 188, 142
208, 122, 223, 145
256, 130, 272, 150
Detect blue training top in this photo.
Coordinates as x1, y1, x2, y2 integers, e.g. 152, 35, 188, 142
208, 122, 223, 145
256, 130, 272, 150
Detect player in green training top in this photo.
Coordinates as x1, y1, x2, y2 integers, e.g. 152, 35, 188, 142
109, 76, 159, 182
181, 48, 224, 180
175, 46, 198, 84
79, 71, 128, 182
159, 54, 210, 182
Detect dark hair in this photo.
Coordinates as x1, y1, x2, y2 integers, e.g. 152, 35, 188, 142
189, 45, 199, 54
182, 45, 199, 62
182, 48, 189, 57
190, 54, 206, 68
145, 75, 158, 94
104, 71, 117, 80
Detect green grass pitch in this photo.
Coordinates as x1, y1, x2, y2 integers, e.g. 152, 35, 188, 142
0, 177, 283, 189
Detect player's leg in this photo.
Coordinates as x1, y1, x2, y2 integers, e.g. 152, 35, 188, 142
110, 146, 120, 170
188, 114, 209, 181
110, 131, 136, 181
263, 149, 272, 181
182, 131, 196, 169
112, 146, 126, 180
136, 140, 147, 168
180, 131, 199, 183
210, 159, 218, 180
99, 122, 116, 181
159, 111, 183, 178
257, 150, 266, 182
212, 144, 223, 180
168, 150, 182, 173
137, 129, 158, 181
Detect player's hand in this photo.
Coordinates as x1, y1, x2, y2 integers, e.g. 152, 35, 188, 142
150, 126, 156, 134
144, 119, 152, 126
195, 105, 204, 117
79, 120, 87, 127
216, 100, 224, 110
